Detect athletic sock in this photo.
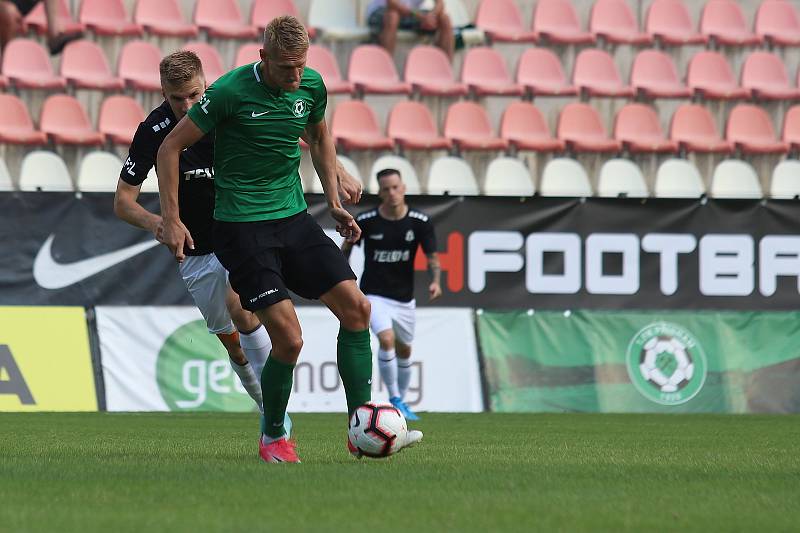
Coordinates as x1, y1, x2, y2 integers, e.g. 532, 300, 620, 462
261, 354, 295, 438
397, 358, 413, 400
230, 359, 263, 412
378, 348, 400, 398
337, 327, 373, 416
239, 326, 271, 378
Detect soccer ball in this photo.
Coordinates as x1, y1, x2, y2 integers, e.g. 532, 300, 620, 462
348, 401, 408, 458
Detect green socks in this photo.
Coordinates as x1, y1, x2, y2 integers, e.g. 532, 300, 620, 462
337, 327, 373, 416
261, 354, 295, 438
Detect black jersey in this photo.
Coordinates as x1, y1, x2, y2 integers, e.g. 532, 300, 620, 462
120, 101, 215, 256
354, 207, 437, 303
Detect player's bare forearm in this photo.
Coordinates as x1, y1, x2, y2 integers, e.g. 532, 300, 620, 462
427, 253, 442, 286
113, 180, 161, 237
341, 240, 353, 259
305, 119, 340, 209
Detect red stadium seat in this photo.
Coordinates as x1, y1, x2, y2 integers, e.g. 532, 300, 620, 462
235, 43, 262, 68
590, 0, 651, 45
630, 49, 690, 98
307, 44, 352, 94
461, 47, 522, 96
687, 51, 749, 100
475, 0, 536, 42
516, 48, 576, 97
79, 0, 143, 36
670, 104, 732, 153
331, 100, 393, 150
135, 0, 198, 37
118, 40, 161, 91
572, 49, 633, 98
99, 96, 145, 145
782, 105, 800, 150
500, 101, 564, 152
1, 39, 66, 89
727, 104, 788, 154
404, 45, 466, 96
533, 0, 593, 44
0, 94, 47, 145
348, 45, 410, 95
183, 42, 226, 84
740, 52, 800, 100
194, 0, 257, 39
755, 0, 800, 46
614, 103, 677, 153
0, 75, 6, 88
701, 0, 762, 46
444, 101, 508, 151
40, 94, 104, 146
23, 0, 84, 35
646, 0, 706, 45
387, 101, 452, 150
558, 103, 621, 153
251, 0, 315, 39
61, 40, 123, 90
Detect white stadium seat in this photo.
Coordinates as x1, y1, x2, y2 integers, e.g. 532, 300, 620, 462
654, 158, 706, 198
483, 156, 534, 196
597, 158, 649, 198
308, 0, 369, 41
426, 156, 479, 195
770, 160, 800, 199
140, 167, 159, 193
369, 155, 421, 194
305, 154, 363, 194
78, 151, 123, 192
539, 158, 592, 197
19, 151, 73, 191
711, 159, 763, 199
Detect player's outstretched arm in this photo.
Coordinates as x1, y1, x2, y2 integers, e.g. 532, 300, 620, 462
113, 180, 162, 241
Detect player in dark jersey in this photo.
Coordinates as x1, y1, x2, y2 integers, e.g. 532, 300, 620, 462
342, 168, 441, 421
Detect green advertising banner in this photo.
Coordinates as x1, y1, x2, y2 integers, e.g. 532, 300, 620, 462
477, 310, 800, 413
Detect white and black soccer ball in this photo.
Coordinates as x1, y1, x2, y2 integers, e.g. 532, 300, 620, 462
348, 401, 408, 458
639, 335, 694, 393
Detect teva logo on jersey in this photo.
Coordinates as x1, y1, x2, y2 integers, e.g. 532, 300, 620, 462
625, 322, 708, 406
156, 320, 256, 411
292, 99, 307, 117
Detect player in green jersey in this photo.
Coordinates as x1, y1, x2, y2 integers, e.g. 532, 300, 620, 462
156, 16, 422, 463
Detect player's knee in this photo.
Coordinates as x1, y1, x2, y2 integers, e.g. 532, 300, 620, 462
282, 334, 303, 357
378, 331, 395, 350
341, 296, 370, 331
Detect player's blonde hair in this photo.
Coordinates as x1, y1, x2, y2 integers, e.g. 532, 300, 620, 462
159, 50, 204, 88
263, 15, 309, 56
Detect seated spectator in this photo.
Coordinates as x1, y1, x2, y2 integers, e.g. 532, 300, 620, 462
0, 0, 82, 54
367, 0, 453, 60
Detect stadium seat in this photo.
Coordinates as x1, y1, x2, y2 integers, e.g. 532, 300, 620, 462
475, 0, 536, 42
646, 0, 706, 45
331, 100, 393, 151
1, 39, 66, 89
308, 0, 369, 41
135, 0, 198, 37
740, 52, 800, 101
426, 156, 479, 196
670, 104, 732, 153
654, 158, 706, 198
118, 40, 162, 91
483, 157, 535, 196
710, 159, 763, 199
539, 158, 592, 197
572, 49, 633, 98
444, 101, 508, 151
307, 44, 352, 94
368, 155, 421, 194
516, 48, 576, 97
500, 101, 564, 152
0, 75, 6, 88
99, 96, 145, 145
558, 103, 621, 153
251, 0, 315, 39
597, 159, 649, 198
78, 152, 124, 192
235, 43, 262, 68
770, 160, 800, 198
687, 51, 749, 100
782, 105, 800, 151
348, 45, 411, 95
590, 0, 651, 45
183, 42, 226, 84
404, 45, 466, 96
140, 168, 159, 193
0, 158, 13, 191
755, 0, 800, 46
79, 0, 143, 36
461, 47, 522, 96
0, 94, 47, 145
194, 0, 256, 39
701, 0, 762, 46
726, 105, 788, 154
60, 40, 123, 91
533, 0, 593, 44
630, 50, 690, 99
614, 104, 677, 153
387, 101, 452, 150
303, 154, 363, 193
40, 94, 104, 146
23, 0, 84, 36
19, 151, 73, 191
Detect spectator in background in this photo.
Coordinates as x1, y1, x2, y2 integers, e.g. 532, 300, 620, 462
0, 0, 82, 54
367, 0, 453, 60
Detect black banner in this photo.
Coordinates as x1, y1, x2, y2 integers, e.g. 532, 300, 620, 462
1, 192, 799, 309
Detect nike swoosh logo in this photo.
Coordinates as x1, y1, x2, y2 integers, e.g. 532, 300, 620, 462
33, 234, 160, 289
251, 110, 270, 117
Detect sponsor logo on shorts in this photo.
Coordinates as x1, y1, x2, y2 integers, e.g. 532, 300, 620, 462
369, 234, 384, 240
250, 288, 279, 303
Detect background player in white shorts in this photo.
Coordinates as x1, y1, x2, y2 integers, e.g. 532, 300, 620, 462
342, 168, 441, 420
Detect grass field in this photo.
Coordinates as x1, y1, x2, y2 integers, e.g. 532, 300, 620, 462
1, 413, 798, 532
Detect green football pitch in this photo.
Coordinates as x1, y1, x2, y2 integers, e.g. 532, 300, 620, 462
1, 413, 798, 532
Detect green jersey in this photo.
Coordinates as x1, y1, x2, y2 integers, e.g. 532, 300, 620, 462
187, 62, 327, 222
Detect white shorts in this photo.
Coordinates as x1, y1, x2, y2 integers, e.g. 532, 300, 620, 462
179, 254, 235, 335
367, 294, 416, 345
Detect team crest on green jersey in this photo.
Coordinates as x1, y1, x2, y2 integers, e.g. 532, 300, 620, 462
293, 99, 308, 118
